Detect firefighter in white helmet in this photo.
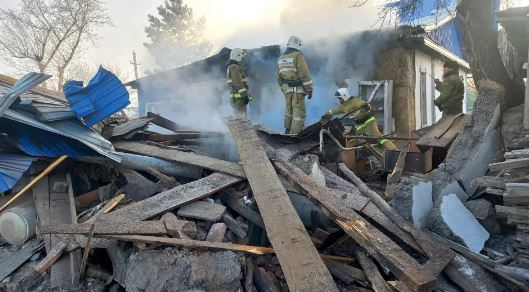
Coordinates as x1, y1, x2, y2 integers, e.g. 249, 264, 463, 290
323, 88, 397, 151
276, 36, 313, 134
227, 48, 252, 117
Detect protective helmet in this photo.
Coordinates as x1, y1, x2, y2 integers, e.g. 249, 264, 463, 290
230, 48, 246, 62
335, 88, 350, 101
286, 36, 304, 50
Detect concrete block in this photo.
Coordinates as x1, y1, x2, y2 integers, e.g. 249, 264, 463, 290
177, 200, 227, 222
125, 249, 242, 291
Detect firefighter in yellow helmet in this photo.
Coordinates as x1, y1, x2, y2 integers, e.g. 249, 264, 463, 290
323, 88, 398, 151
276, 36, 313, 134
227, 48, 252, 117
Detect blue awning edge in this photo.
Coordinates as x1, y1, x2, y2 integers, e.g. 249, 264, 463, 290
0, 153, 34, 193
64, 66, 130, 126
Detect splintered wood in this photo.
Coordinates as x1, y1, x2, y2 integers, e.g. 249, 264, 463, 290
100, 173, 241, 221
227, 118, 338, 292
271, 154, 441, 291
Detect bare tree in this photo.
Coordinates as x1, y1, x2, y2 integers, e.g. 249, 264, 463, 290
0, 0, 111, 90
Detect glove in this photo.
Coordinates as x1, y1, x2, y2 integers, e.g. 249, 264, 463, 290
321, 112, 331, 119
307, 91, 313, 99
434, 79, 442, 87
242, 92, 250, 105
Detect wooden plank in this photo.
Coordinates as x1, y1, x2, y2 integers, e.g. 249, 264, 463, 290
147, 111, 186, 132
355, 251, 392, 292
505, 149, 529, 159
113, 141, 246, 178
324, 259, 367, 286
218, 191, 265, 229
495, 205, 529, 220
272, 157, 439, 291
489, 158, 529, 171
0, 239, 44, 281
227, 118, 337, 292
416, 114, 466, 149
177, 200, 226, 222
506, 183, 529, 196
38, 221, 167, 235
35, 241, 67, 273
485, 187, 505, 196
101, 235, 275, 254
222, 213, 247, 239
48, 173, 81, 290
101, 173, 242, 221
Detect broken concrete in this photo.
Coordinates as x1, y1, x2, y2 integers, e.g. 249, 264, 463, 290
502, 105, 529, 150
390, 176, 430, 223
125, 249, 242, 292
428, 194, 490, 253
177, 200, 227, 222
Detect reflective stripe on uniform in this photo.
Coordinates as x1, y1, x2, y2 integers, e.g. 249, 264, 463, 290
379, 139, 389, 145
279, 68, 298, 73
293, 117, 305, 121
238, 88, 247, 93
302, 80, 313, 86
285, 113, 293, 117
231, 93, 242, 100
355, 116, 376, 132
226, 79, 233, 84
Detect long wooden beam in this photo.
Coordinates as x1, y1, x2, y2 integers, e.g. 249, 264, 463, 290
113, 141, 246, 177
227, 118, 337, 292
38, 221, 167, 236
101, 173, 241, 221
271, 155, 437, 291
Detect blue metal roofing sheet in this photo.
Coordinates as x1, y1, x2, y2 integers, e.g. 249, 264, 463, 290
0, 153, 33, 192
64, 66, 130, 126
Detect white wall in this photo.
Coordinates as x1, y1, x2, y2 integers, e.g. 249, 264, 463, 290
414, 50, 468, 130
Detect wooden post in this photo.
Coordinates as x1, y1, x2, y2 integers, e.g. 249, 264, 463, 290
523, 39, 529, 129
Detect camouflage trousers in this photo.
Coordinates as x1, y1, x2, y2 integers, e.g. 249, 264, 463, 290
284, 92, 306, 134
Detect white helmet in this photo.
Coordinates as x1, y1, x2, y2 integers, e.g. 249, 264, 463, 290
335, 88, 350, 101
286, 36, 304, 50
230, 48, 246, 62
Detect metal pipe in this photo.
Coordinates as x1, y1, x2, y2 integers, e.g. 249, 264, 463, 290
77, 152, 202, 179
319, 129, 363, 152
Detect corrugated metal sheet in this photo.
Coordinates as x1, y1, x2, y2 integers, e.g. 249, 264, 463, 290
2, 109, 121, 162
0, 153, 33, 192
64, 66, 130, 126
0, 72, 50, 117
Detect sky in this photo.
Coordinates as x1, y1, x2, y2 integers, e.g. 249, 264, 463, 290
0, 0, 383, 81
1, 0, 528, 81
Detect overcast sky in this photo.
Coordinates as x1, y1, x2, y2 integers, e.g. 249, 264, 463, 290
1, 0, 528, 81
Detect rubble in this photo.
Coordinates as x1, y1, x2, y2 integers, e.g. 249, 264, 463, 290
1, 62, 529, 292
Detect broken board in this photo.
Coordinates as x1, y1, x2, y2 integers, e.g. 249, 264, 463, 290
227, 118, 337, 292
272, 156, 440, 291
416, 114, 468, 149
38, 221, 167, 235
101, 173, 241, 221
113, 141, 246, 178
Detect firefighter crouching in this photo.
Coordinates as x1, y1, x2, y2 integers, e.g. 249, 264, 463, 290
227, 48, 252, 117
323, 88, 398, 151
276, 36, 314, 135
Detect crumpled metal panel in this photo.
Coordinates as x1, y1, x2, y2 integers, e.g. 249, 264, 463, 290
64, 66, 130, 126
0, 72, 51, 117
2, 109, 121, 162
0, 153, 34, 192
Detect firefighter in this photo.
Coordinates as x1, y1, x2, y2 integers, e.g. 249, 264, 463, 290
276, 36, 313, 134
323, 88, 398, 151
227, 48, 251, 117
434, 60, 464, 117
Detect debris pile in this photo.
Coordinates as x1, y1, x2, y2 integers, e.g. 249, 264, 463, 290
0, 72, 528, 292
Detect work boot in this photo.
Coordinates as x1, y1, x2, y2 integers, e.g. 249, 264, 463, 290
284, 128, 290, 134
